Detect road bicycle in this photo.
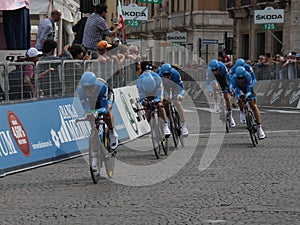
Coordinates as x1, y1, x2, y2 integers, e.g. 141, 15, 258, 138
243, 98, 259, 147
164, 99, 184, 148
134, 102, 169, 159
76, 111, 116, 184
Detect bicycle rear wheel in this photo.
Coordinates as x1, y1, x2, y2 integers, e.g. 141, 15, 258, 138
174, 110, 184, 147
246, 110, 257, 147
169, 109, 179, 148
89, 133, 101, 184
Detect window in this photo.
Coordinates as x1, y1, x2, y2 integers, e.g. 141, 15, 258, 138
273, 31, 283, 55
257, 32, 265, 57
242, 34, 249, 59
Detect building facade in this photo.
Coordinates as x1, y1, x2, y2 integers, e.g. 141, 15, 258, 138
227, 0, 299, 61
121, 0, 234, 66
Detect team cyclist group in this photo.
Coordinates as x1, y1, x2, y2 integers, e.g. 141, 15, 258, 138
77, 40, 265, 162
207, 58, 265, 140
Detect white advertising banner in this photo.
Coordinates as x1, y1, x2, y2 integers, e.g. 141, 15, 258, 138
113, 86, 150, 140
166, 31, 187, 43
254, 7, 284, 24
123, 4, 148, 21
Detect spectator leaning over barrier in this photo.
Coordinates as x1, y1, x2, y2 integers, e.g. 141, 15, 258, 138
82, 3, 122, 59
24, 47, 53, 98
96, 40, 112, 63
283, 52, 297, 79
64, 44, 92, 95
38, 40, 72, 97
36, 9, 61, 51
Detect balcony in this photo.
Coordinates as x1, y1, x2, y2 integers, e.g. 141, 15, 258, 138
226, 0, 236, 9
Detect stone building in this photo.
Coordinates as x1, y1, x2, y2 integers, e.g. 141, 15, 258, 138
227, 0, 299, 60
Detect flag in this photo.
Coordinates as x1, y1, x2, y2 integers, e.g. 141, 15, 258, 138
117, 0, 126, 42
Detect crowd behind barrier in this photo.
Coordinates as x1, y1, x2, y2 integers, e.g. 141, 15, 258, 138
0, 59, 299, 104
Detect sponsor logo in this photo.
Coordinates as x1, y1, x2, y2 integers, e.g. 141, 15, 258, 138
0, 130, 18, 158
7, 111, 30, 157
289, 89, 300, 105
120, 92, 138, 133
256, 14, 283, 21
50, 104, 90, 149
124, 11, 147, 17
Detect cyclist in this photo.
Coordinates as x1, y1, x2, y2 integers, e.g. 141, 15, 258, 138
158, 63, 189, 137
136, 66, 171, 137
230, 66, 265, 140
206, 66, 220, 113
77, 72, 119, 151
230, 58, 257, 124
208, 59, 236, 127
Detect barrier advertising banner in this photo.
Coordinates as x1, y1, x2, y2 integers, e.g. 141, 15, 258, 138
0, 97, 89, 176
113, 86, 151, 140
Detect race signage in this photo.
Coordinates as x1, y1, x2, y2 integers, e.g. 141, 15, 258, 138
166, 31, 187, 43
254, 7, 284, 24
123, 4, 148, 21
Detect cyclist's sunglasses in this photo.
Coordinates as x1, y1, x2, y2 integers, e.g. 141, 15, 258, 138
237, 76, 245, 80
211, 68, 218, 72
163, 72, 171, 77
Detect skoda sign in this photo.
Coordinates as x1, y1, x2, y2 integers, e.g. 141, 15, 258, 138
123, 4, 148, 21
166, 31, 187, 43
254, 7, 284, 24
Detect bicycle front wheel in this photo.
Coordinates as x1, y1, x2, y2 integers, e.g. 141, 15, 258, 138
169, 110, 179, 148
150, 118, 161, 159
246, 110, 257, 147
89, 132, 101, 184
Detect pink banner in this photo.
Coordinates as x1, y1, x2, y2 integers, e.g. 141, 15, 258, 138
0, 0, 29, 11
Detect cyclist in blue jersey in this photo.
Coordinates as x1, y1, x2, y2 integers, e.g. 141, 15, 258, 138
77, 72, 119, 151
206, 67, 220, 113
136, 66, 171, 137
230, 66, 265, 139
230, 58, 257, 87
158, 63, 189, 136
208, 59, 236, 127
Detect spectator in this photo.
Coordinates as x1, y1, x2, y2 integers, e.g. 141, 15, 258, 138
96, 40, 112, 63
222, 50, 231, 68
113, 37, 122, 47
72, 14, 89, 45
127, 45, 141, 62
35, 9, 61, 51
82, 3, 122, 59
38, 40, 72, 97
24, 47, 53, 98
64, 44, 92, 95
283, 52, 297, 79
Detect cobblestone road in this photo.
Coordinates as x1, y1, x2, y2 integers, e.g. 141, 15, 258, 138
0, 103, 299, 225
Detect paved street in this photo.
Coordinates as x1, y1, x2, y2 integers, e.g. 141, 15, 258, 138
0, 101, 299, 225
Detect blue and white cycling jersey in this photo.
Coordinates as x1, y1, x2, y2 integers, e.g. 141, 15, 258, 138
230, 63, 257, 86
230, 71, 256, 100
159, 68, 185, 97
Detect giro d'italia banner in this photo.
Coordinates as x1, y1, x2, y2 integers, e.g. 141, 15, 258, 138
0, 97, 90, 176
0, 86, 151, 176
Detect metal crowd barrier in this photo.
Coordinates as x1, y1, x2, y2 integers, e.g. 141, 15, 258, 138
1, 59, 298, 104
0, 59, 139, 104
253, 62, 300, 80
